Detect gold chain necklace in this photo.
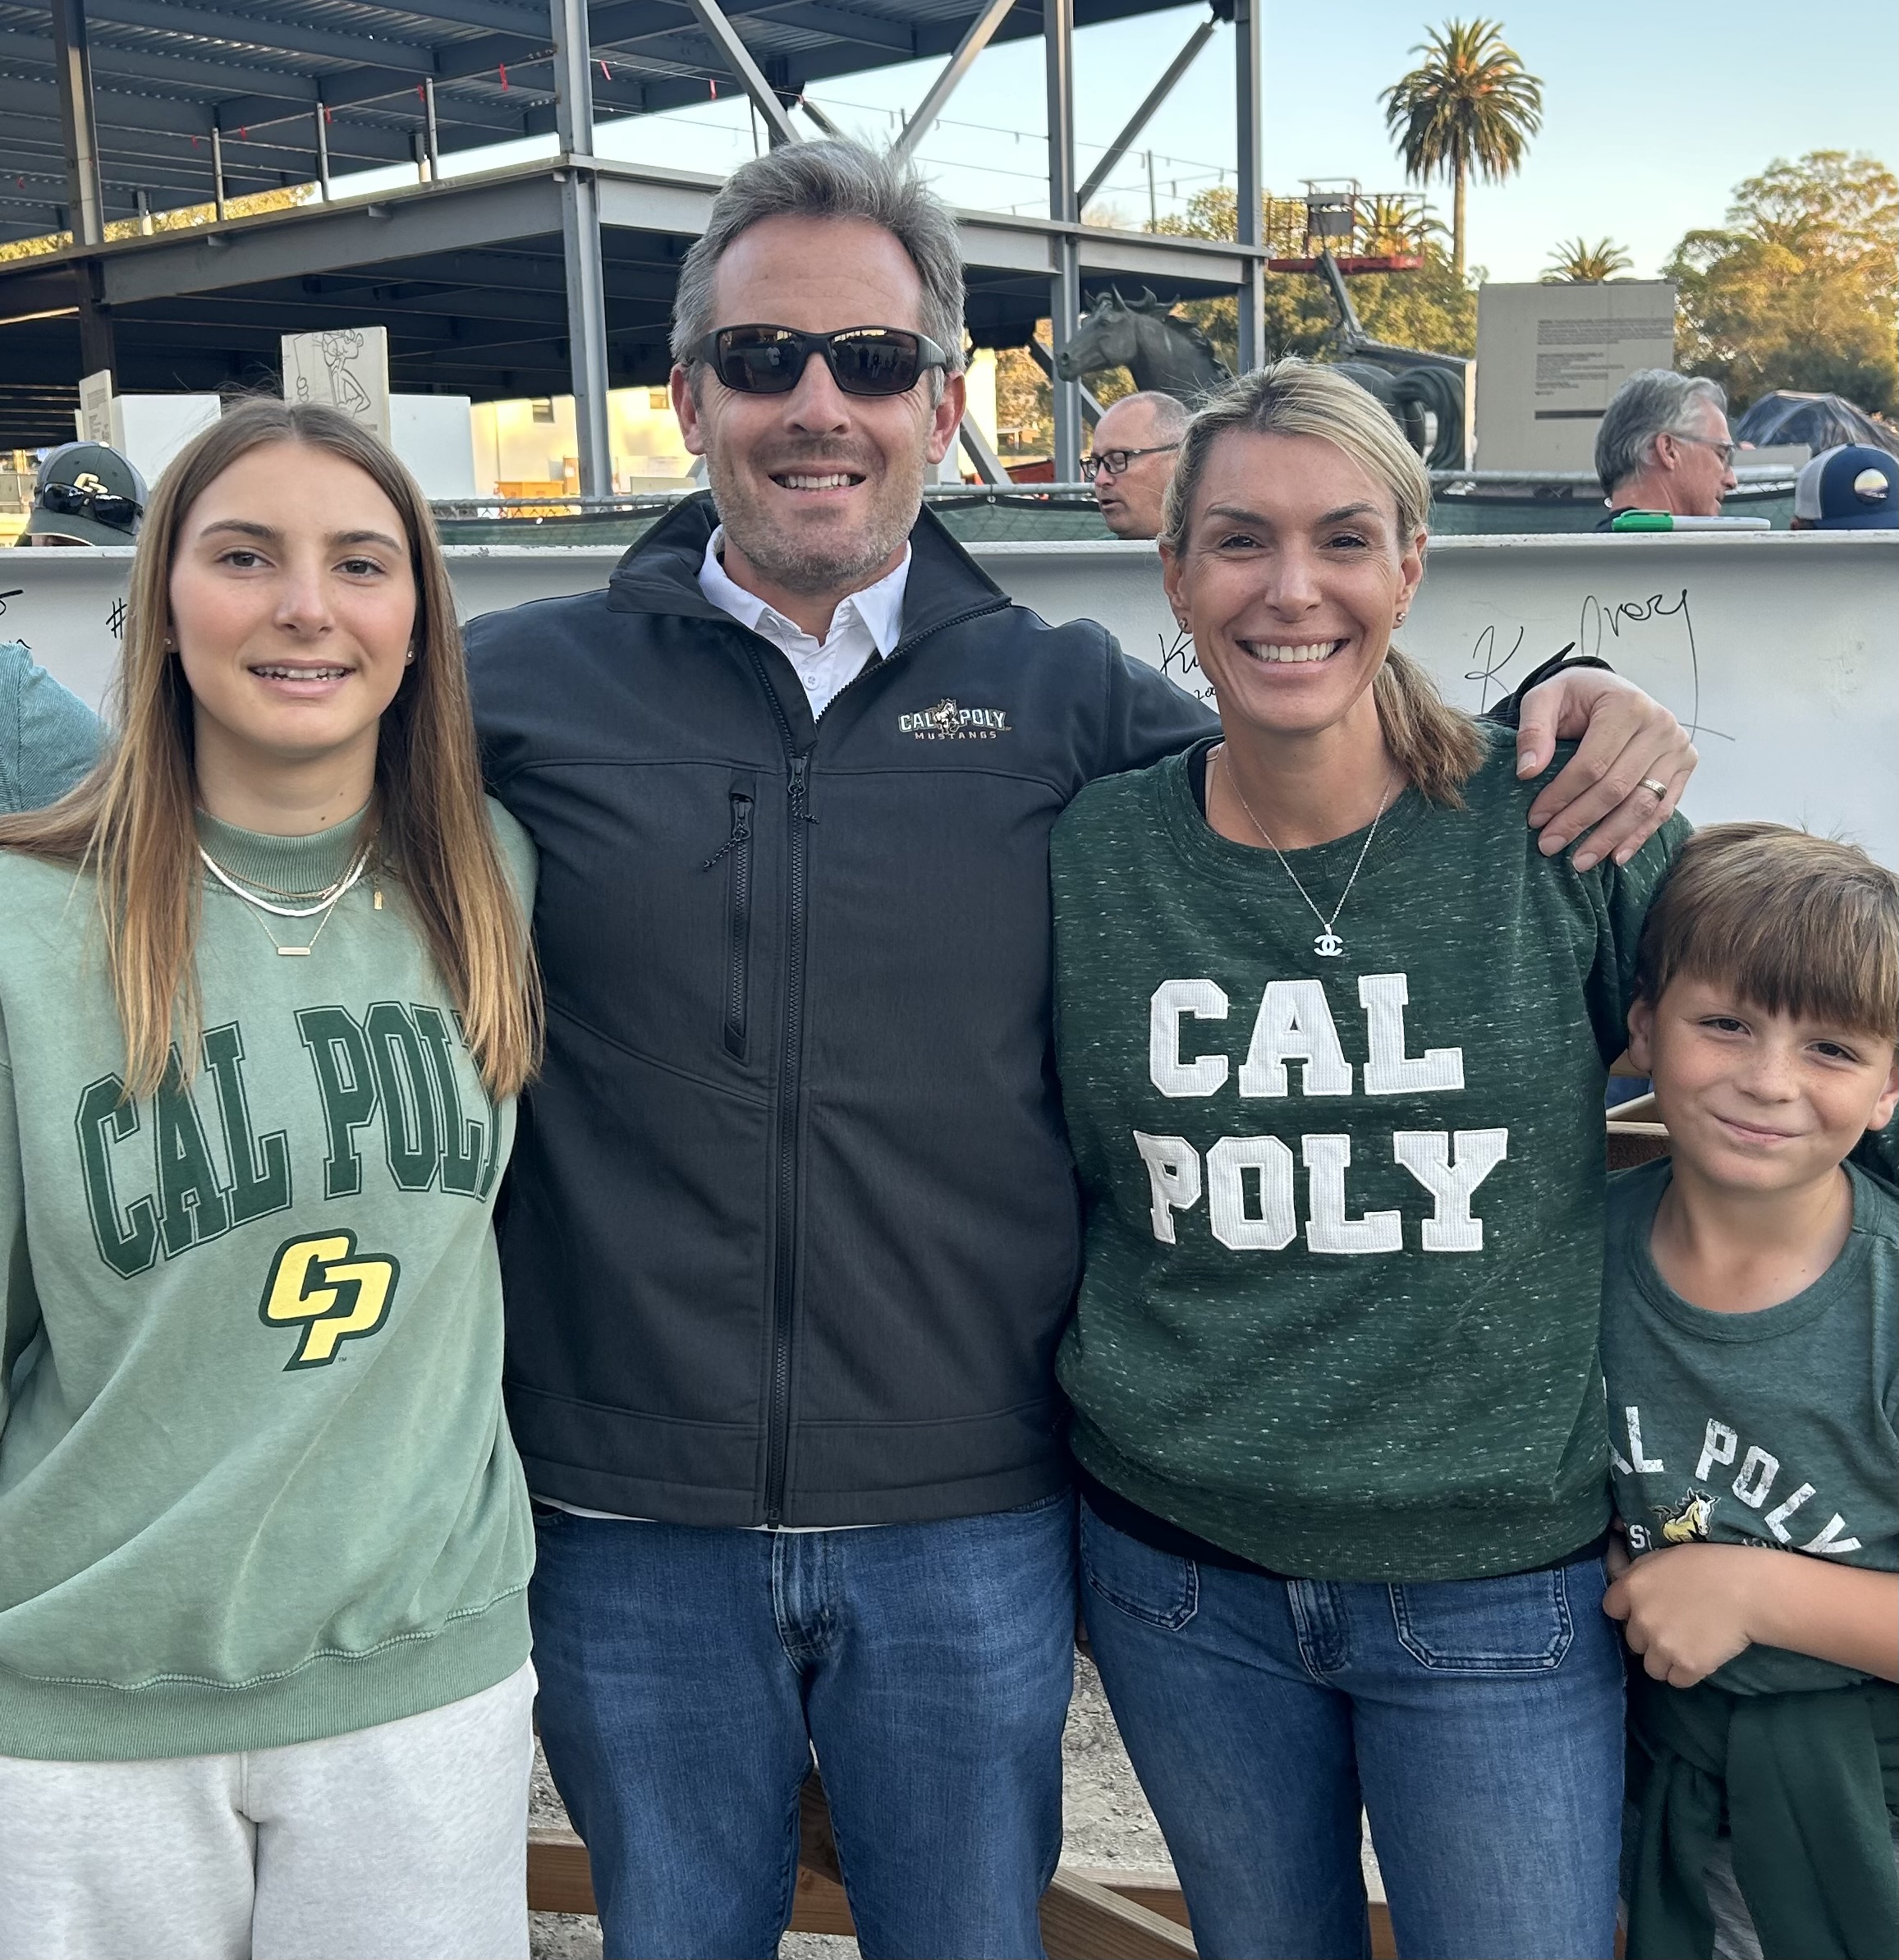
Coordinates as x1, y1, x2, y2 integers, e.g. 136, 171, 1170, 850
199, 843, 376, 957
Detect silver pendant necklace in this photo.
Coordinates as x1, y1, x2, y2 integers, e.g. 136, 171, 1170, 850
1212, 745, 1396, 960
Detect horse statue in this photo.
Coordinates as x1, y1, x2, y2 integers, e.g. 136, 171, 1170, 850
1053, 288, 1232, 403
1331, 359, 1468, 470
1052, 270, 1470, 470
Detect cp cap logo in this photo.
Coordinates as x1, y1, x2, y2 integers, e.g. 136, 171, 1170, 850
259, 1232, 401, 1369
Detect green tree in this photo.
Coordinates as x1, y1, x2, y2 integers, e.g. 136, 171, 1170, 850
1381, 19, 1543, 278
1543, 236, 1633, 282
1152, 186, 1476, 372
1666, 149, 1897, 414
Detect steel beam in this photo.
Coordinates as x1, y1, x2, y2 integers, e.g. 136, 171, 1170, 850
681, 0, 802, 147
1076, 13, 1213, 212
1044, 0, 1080, 479
85, 0, 438, 71
891, 0, 1016, 165
1232, 0, 1263, 372
551, 0, 614, 497
48, 0, 105, 250
76, 259, 115, 376
957, 413, 1007, 484
797, 94, 842, 135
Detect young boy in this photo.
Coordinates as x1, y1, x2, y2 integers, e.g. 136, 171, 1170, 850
1600, 823, 1899, 1960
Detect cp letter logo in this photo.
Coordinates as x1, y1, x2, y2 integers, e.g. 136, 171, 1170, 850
259, 1232, 401, 1370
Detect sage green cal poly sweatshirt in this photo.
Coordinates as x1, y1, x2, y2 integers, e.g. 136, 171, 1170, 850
1052, 729, 1687, 1582
0, 802, 534, 1760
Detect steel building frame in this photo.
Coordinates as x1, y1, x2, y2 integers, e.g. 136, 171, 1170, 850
0, 0, 1268, 477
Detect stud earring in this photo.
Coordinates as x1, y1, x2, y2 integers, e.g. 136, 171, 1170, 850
404, 650, 416, 664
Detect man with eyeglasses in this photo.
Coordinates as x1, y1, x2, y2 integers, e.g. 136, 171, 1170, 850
1594, 369, 1739, 525
1084, 389, 1189, 539
465, 139, 1698, 1959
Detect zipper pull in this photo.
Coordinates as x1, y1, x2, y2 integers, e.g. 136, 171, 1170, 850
700, 792, 754, 870
787, 754, 816, 822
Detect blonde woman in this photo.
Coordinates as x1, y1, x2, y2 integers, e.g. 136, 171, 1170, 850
1051, 361, 1688, 1960
0, 402, 542, 1959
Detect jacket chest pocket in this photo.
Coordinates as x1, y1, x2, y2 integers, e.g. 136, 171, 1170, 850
704, 782, 755, 1059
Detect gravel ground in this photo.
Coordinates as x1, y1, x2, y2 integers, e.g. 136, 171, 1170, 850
528, 1655, 1167, 1960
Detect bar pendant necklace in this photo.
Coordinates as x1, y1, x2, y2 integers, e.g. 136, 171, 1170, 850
198, 844, 374, 955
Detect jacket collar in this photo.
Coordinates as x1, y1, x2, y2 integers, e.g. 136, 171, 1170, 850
607, 489, 1010, 648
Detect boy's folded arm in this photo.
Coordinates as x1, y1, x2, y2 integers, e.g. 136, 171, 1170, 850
1605, 1539, 1899, 1687
1744, 1553, 1899, 1682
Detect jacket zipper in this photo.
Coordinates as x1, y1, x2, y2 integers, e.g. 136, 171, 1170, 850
704, 789, 755, 1058
743, 593, 1011, 1523
738, 643, 810, 1526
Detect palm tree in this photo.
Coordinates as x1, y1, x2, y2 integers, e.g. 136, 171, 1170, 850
1382, 20, 1543, 279
1543, 236, 1634, 282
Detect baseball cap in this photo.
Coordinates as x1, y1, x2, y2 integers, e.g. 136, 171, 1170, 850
1791, 444, 1898, 530
25, 441, 147, 544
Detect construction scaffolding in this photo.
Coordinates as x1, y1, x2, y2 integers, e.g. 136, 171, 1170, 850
0, 0, 1273, 481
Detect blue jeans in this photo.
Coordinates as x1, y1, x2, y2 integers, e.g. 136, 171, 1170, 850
530, 1494, 1076, 1959
1079, 1499, 1624, 1960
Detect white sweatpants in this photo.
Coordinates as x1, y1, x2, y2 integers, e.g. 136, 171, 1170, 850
0, 1661, 535, 1960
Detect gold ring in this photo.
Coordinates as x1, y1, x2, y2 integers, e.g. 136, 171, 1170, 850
1640, 777, 1668, 800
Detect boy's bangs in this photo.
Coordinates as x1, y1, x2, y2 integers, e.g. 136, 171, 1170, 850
1637, 824, 1899, 1042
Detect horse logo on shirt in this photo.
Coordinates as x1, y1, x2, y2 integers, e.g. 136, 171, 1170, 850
1654, 1488, 1716, 1545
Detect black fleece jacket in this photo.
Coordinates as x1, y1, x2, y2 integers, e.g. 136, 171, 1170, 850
468, 493, 1214, 1525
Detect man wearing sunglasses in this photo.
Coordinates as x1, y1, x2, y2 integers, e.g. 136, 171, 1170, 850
1085, 390, 1189, 540
1594, 369, 1739, 525
465, 139, 1698, 1960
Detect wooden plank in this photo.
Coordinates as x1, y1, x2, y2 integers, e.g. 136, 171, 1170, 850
790, 1867, 857, 1936
527, 1827, 595, 1916
1040, 1867, 1199, 1959
799, 1770, 845, 1884
1608, 1120, 1671, 1171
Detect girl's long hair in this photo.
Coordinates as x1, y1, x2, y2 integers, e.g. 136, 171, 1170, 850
1161, 358, 1486, 807
0, 399, 541, 1099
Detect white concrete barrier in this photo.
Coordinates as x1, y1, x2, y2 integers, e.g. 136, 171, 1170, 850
4, 530, 1892, 863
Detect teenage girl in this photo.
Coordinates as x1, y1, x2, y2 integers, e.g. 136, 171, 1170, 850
0, 400, 542, 1959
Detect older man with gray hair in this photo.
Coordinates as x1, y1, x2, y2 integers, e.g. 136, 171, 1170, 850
466, 138, 1696, 1958
1086, 388, 1190, 539
1594, 369, 1738, 523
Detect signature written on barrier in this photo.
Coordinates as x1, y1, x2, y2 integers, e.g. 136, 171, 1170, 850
1462, 587, 1731, 745
1160, 627, 1216, 704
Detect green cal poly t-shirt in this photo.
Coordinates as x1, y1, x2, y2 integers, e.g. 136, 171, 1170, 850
1602, 1157, 1898, 1695
1052, 728, 1686, 1582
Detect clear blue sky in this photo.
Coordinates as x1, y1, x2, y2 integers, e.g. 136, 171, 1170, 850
396, 0, 1898, 285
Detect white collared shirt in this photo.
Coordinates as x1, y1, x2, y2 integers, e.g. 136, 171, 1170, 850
698, 526, 911, 718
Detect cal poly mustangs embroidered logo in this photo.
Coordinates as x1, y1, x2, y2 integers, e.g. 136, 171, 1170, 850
897, 697, 1011, 740
259, 1232, 401, 1369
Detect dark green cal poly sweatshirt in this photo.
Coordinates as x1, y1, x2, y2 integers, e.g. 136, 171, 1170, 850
0, 803, 534, 1760
1052, 728, 1686, 1582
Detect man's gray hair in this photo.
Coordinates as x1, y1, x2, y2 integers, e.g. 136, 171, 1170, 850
1104, 389, 1192, 440
1595, 369, 1727, 495
671, 140, 967, 384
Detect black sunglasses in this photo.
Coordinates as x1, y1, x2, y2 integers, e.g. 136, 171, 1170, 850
39, 480, 141, 526
695, 324, 951, 397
